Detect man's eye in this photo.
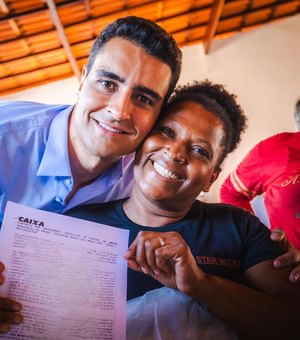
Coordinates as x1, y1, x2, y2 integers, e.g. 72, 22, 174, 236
160, 126, 175, 139
193, 146, 210, 159
136, 95, 153, 106
99, 80, 116, 91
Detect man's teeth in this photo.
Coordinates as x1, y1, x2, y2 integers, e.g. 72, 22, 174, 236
99, 123, 122, 133
153, 162, 179, 179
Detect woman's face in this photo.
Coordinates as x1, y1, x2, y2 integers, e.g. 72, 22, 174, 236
133, 100, 225, 209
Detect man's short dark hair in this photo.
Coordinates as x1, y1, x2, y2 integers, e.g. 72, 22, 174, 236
86, 16, 182, 104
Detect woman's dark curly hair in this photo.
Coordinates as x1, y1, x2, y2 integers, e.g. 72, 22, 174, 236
161, 80, 248, 167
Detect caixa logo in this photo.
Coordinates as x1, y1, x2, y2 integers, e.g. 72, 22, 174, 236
18, 216, 44, 227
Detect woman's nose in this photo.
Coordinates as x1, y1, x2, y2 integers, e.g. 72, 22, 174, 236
163, 144, 186, 164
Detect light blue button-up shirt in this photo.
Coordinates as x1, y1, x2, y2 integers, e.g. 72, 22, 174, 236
0, 101, 134, 224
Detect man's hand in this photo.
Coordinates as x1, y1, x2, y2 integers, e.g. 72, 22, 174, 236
0, 262, 23, 334
124, 231, 203, 296
271, 229, 300, 283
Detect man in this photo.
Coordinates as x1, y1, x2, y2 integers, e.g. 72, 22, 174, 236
0, 16, 182, 334
0, 16, 182, 222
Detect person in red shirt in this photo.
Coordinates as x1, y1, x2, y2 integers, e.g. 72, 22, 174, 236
220, 130, 300, 250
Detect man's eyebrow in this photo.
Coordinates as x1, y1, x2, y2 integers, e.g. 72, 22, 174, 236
135, 85, 162, 101
96, 69, 125, 83
96, 69, 162, 101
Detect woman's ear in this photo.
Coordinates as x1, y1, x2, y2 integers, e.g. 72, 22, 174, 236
203, 167, 222, 193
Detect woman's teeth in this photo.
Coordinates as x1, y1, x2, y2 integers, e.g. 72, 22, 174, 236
153, 162, 179, 179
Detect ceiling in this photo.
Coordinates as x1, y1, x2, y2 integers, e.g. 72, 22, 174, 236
0, 0, 299, 95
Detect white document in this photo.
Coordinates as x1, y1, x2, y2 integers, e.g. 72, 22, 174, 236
0, 201, 129, 340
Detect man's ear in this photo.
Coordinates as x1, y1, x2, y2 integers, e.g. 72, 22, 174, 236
203, 167, 222, 193
78, 65, 88, 93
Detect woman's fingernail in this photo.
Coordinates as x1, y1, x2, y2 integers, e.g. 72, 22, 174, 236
12, 302, 21, 311
141, 266, 148, 274
14, 314, 23, 324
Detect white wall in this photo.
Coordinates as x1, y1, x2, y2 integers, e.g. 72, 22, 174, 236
180, 14, 300, 202
0, 77, 79, 104
1, 14, 299, 202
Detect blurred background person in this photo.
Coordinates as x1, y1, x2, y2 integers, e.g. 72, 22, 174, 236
220, 99, 300, 249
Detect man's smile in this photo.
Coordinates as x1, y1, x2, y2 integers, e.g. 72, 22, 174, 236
98, 121, 124, 134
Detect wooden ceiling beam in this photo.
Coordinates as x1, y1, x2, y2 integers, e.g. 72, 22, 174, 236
45, 0, 81, 79
0, 0, 79, 23
203, 0, 225, 54
0, 0, 9, 15
2, 2, 298, 46
1, 0, 33, 55
84, 0, 91, 16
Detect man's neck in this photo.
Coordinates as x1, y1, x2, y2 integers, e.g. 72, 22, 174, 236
72, 154, 119, 186
66, 138, 120, 203
67, 107, 121, 190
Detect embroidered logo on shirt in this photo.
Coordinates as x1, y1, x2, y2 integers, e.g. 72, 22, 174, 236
281, 172, 300, 187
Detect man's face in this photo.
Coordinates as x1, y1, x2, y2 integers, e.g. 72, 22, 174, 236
70, 37, 172, 163
133, 100, 224, 210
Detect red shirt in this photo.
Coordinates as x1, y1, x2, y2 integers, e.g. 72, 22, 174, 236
220, 132, 300, 249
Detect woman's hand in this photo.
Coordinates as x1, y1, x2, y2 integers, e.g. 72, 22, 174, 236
0, 262, 23, 334
124, 231, 203, 296
270, 228, 300, 283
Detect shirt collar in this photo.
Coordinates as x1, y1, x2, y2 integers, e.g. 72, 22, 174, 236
37, 105, 74, 177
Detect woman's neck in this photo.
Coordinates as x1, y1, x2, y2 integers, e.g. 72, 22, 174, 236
123, 189, 191, 227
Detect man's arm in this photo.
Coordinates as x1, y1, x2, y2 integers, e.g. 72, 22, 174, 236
220, 143, 263, 212
125, 231, 300, 340
0, 262, 23, 334
220, 172, 254, 212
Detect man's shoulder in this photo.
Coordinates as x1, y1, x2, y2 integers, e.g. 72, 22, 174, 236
0, 100, 70, 118
260, 131, 295, 146
254, 132, 298, 157
0, 100, 71, 134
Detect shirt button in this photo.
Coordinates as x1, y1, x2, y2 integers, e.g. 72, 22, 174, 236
55, 197, 62, 203
65, 179, 72, 186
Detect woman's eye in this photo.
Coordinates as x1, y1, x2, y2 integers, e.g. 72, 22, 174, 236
160, 126, 175, 138
193, 146, 210, 159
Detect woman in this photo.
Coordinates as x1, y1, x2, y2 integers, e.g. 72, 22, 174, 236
66, 80, 299, 339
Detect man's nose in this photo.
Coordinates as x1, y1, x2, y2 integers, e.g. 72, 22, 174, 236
108, 91, 132, 121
